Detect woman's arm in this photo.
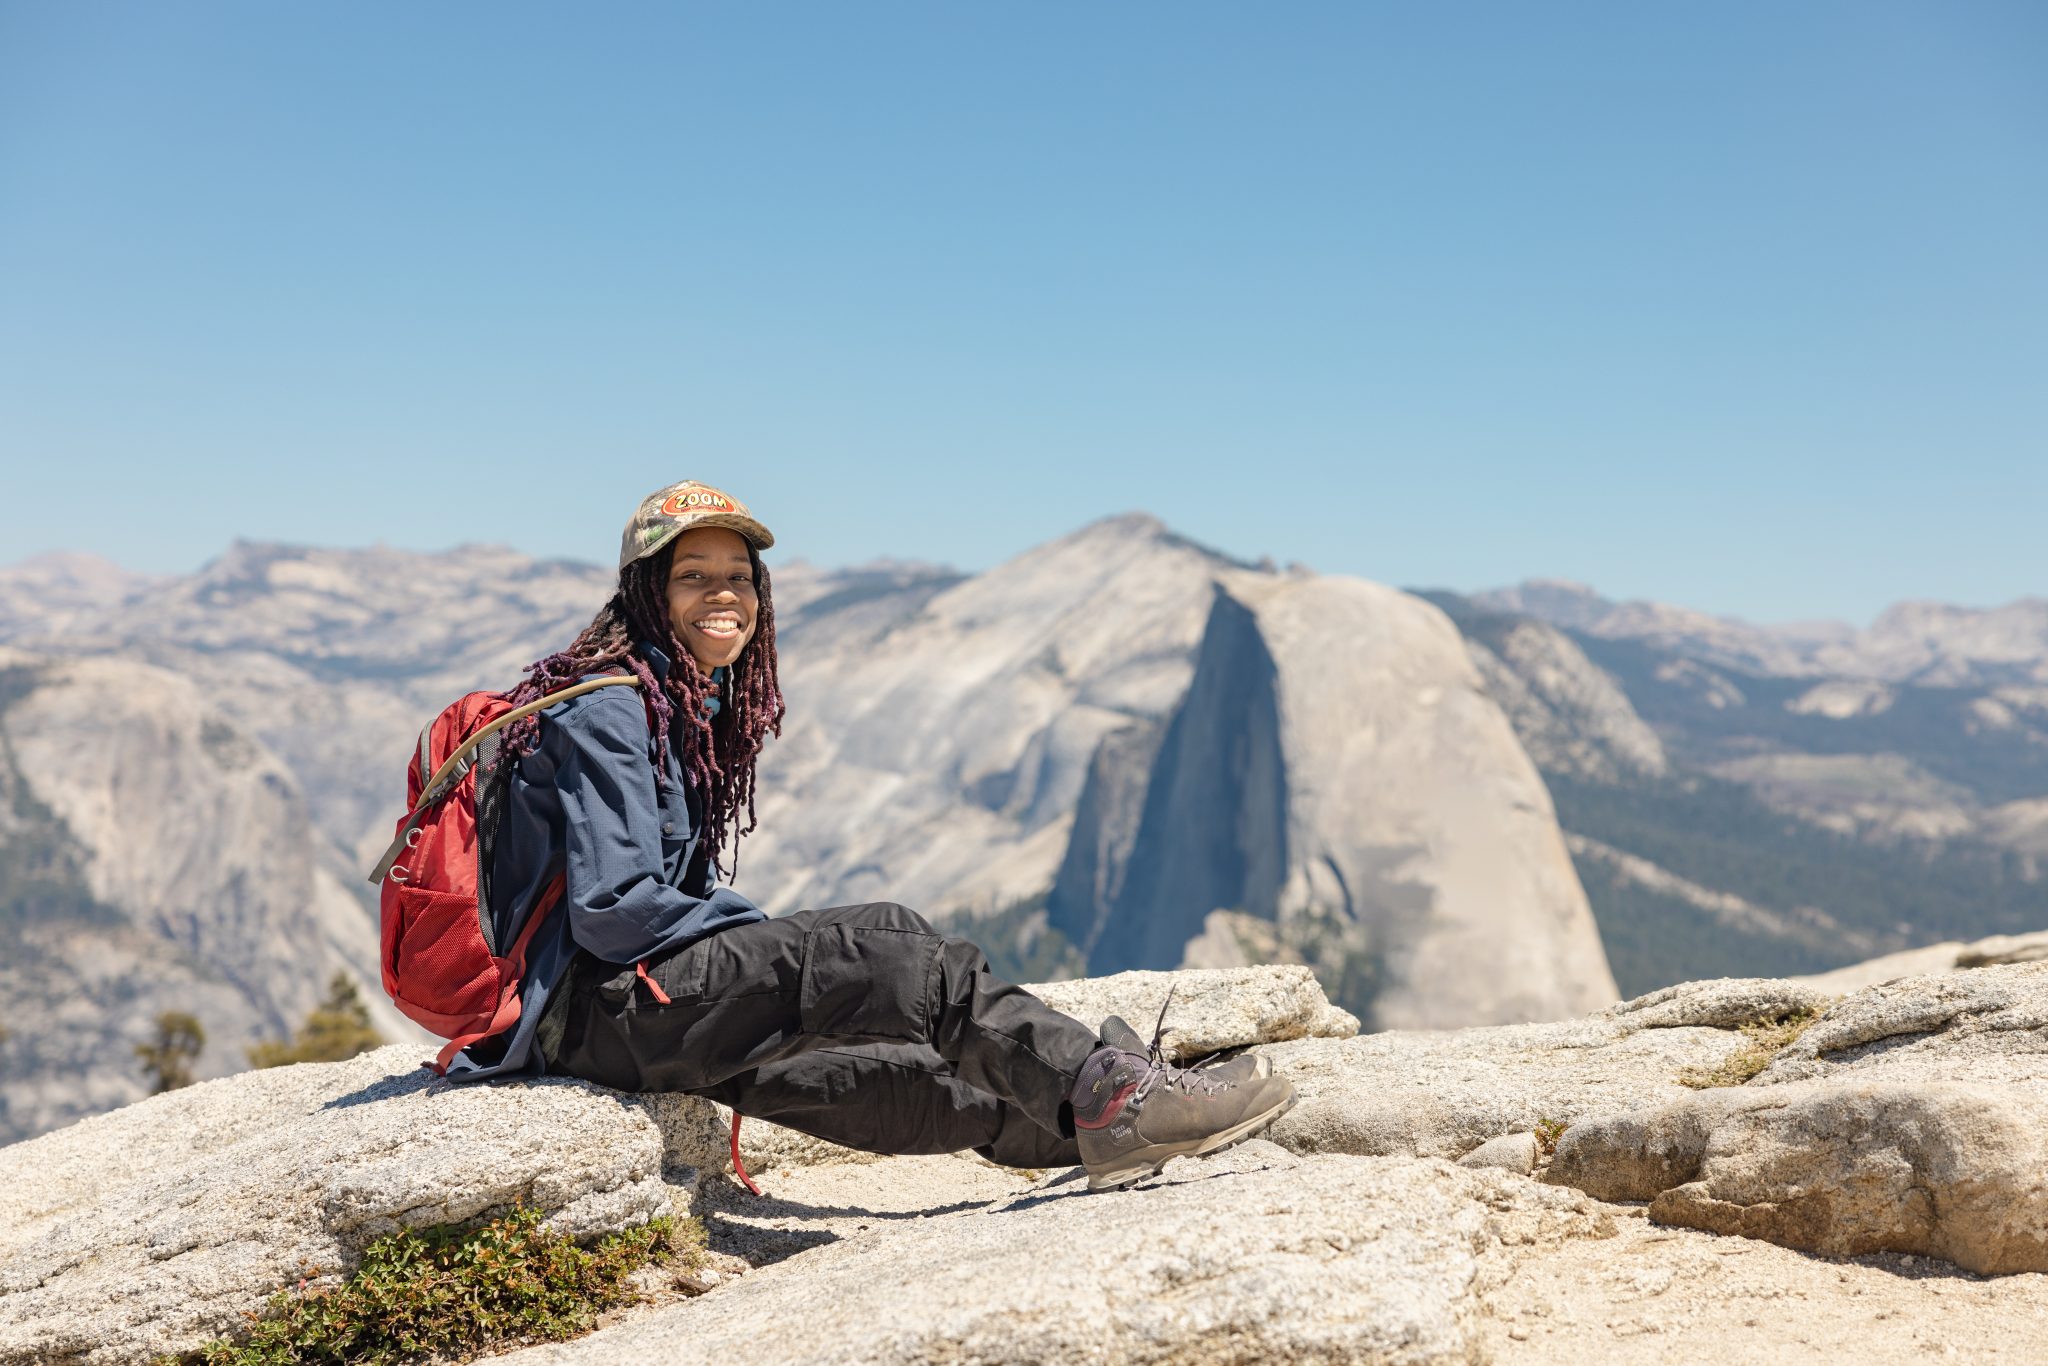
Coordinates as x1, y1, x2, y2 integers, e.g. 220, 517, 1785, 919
551, 690, 763, 963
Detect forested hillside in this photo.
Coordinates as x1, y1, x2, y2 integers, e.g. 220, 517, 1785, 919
1427, 588, 2048, 995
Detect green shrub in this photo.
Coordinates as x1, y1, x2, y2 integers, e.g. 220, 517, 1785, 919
165, 1206, 707, 1366
247, 975, 383, 1069
137, 1012, 206, 1093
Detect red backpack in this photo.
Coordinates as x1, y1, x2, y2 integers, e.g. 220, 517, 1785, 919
367, 675, 642, 1074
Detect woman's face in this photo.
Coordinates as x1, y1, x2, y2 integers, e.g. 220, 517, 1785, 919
665, 526, 759, 676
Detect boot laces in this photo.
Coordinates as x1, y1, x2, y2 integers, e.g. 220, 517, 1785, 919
1139, 986, 1227, 1097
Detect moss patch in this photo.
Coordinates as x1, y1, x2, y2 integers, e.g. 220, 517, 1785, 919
162, 1206, 707, 1366
1678, 1007, 1826, 1089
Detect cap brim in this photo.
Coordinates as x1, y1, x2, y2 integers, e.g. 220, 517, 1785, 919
621, 514, 775, 571
689, 513, 774, 551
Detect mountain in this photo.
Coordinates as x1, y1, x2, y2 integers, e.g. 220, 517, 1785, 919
0, 520, 1619, 1142
1428, 583, 2048, 995
0, 648, 413, 1143
1476, 578, 2048, 686
0, 553, 158, 643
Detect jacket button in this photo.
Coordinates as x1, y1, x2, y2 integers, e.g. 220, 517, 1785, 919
661, 822, 675, 836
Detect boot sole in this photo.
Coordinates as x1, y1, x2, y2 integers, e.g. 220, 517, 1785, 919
1083, 1091, 1299, 1192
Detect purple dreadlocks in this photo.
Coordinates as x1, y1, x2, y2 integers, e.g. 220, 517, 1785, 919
499, 543, 784, 870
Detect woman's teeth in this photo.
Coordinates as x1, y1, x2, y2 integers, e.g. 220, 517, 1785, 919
693, 615, 744, 637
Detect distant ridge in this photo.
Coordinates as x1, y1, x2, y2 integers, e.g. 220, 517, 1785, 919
1472, 578, 2048, 686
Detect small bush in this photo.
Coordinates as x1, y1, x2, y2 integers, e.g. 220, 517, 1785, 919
1533, 1117, 1569, 1154
247, 974, 383, 1069
1678, 1007, 1825, 1089
138, 1012, 206, 1093
165, 1206, 707, 1366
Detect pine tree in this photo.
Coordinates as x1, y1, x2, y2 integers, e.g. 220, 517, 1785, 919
136, 1012, 206, 1093
247, 973, 384, 1069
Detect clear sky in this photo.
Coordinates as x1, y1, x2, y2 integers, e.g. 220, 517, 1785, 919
2, 2, 2042, 624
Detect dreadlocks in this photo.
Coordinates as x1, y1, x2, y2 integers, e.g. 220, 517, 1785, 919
500, 543, 784, 871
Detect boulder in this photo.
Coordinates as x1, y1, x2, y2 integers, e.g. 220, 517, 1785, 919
1475, 1177, 2048, 1362
0, 1046, 669, 1365
1255, 977, 1794, 1160
486, 1147, 1617, 1366
1550, 1080, 2048, 1275
639, 1090, 891, 1178
1542, 961, 2048, 1274
1755, 959, 2048, 1089
1455, 1131, 1538, 1176
1545, 1089, 1766, 1202
1605, 976, 1830, 1031
1026, 964, 1359, 1059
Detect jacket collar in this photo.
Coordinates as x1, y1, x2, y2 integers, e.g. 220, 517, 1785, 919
638, 640, 726, 700
638, 640, 675, 682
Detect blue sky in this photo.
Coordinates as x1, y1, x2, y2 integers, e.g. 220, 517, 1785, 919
2, 2, 2042, 623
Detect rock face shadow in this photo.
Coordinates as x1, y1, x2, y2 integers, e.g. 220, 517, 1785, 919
692, 1208, 839, 1267
684, 1175, 1004, 1269
320, 1063, 439, 1110
1051, 587, 1288, 975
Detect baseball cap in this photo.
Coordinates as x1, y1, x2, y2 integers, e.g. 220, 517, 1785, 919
619, 480, 775, 571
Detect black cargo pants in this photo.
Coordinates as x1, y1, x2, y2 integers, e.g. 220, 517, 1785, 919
545, 902, 1095, 1168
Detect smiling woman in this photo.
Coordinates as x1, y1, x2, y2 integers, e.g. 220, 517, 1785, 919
667, 526, 759, 673
429, 479, 1296, 1194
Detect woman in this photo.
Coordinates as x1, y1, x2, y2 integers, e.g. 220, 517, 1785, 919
448, 479, 1294, 1190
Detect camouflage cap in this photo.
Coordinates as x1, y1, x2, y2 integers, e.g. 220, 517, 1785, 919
619, 480, 774, 571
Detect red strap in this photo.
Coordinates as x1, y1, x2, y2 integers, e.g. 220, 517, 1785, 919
634, 959, 672, 1006
730, 1112, 760, 1195
432, 990, 522, 1073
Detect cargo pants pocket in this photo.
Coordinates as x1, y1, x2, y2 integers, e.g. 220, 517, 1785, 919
591, 945, 710, 1011
798, 919, 941, 1042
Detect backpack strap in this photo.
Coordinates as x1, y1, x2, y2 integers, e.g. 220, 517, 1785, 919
367, 675, 643, 884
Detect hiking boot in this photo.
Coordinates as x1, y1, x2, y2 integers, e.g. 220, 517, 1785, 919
1071, 995, 1296, 1191
1097, 1014, 1271, 1088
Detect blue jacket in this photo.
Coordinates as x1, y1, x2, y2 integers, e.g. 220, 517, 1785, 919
444, 643, 766, 1081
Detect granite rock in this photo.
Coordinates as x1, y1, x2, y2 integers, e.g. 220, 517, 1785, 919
1550, 1080, 2048, 1274
1026, 963, 1359, 1059
0, 1046, 667, 1365
1256, 978, 1785, 1161
1456, 1131, 1539, 1176
488, 1147, 1616, 1366
1755, 960, 2048, 1089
